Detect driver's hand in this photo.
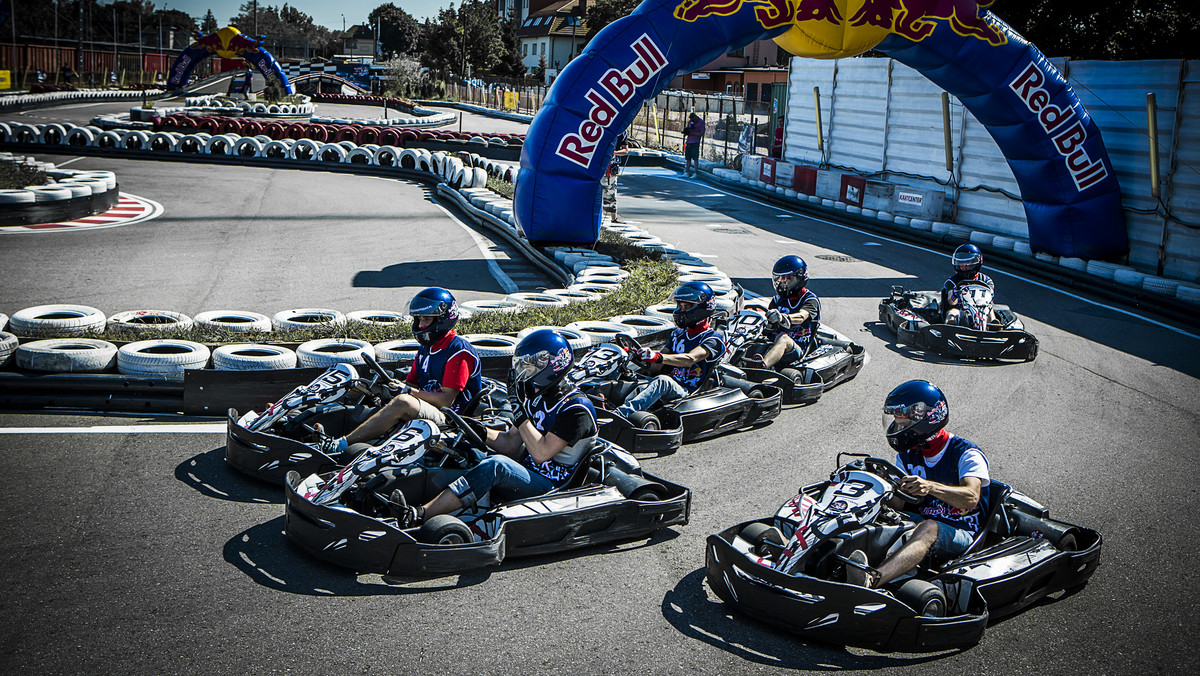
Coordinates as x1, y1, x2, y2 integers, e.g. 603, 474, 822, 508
387, 379, 412, 396
636, 347, 663, 364
900, 475, 931, 497
766, 309, 783, 325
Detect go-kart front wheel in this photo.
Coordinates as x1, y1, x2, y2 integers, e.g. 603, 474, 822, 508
417, 515, 472, 545
628, 410, 660, 431
895, 579, 946, 617
738, 522, 785, 557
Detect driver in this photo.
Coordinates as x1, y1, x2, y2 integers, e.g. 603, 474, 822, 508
846, 380, 991, 589
746, 255, 820, 369
614, 281, 727, 419
942, 244, 996, 326
317, 287, 481, 456
390, 329, 598, 527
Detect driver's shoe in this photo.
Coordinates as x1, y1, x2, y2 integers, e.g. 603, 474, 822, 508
313, 424, 347, 456
845, 550, 881, 589
389, 489, 424, 528
744, 354, 767, 369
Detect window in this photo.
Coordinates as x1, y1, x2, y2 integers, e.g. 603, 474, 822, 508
746, 83, 758, 102
760, 83, 773, 103
541, 43, 546, 56
523, 43, 528, 56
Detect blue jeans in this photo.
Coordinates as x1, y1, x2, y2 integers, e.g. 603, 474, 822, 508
448, 454, 556, 506
616, 375, 689, 418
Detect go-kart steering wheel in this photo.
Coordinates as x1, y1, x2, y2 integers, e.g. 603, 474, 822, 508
440, 406, 487, 451
612, 333, 642, 353
862, 457, 923, 505
361, 350, 400, 394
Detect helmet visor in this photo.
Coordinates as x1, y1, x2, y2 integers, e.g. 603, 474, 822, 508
511, 349, 551, 384
675, 300, 697, 313
882, 401, 928, 435
773, 272, 799, 289
409, 296, 447, 317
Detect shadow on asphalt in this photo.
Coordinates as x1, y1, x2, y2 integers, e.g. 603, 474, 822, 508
352, 258, 509, 292
661, 568, 959, 669
224, 518, 682, 596
175, 446, 284, 505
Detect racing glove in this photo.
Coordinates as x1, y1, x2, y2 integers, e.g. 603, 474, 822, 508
388, 379, 412, 396
767, 309, 791, 328
636, 347, 663, 363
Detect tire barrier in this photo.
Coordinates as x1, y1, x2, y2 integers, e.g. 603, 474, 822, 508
346, 310, 408, 327
0, 331, 17, 368
271, 308, 346, 332
150, 132, 179, 152
39, 123, 68, 145
95, 130, 121, 148
374, 146, 401, 168
516, 326, 591, 351
544, 288, 601, 304
9, 304, 107, 337
504, 292, 570, 309
65, 127, 95, 147
465, 334, 518, 358
193, 310, 273, 333
375, 339, 420, 363
203, 134, 235, 156
296, 338, 375, 368
563, 321, 638, 345
607, 314, 675, 337
212, 344, 298, 371
460, 299, 523, 315
15, 338, 118, 373
317, 143, 347, 163
117, 339, 211, 378
106, 310, 195, 335
345, 147, 373, 165
233, 137, 263, 157
289, 138, 320, 161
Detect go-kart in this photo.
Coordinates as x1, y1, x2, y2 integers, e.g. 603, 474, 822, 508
705, 454, 1101, 652
225, 352, 509, 483
719, 309, 867, 405
283, 407, 691, 576
878, 284, 1038, 361
566, 334, 782, 454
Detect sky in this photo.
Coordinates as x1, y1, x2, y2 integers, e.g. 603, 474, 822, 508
167, 1, 454, 30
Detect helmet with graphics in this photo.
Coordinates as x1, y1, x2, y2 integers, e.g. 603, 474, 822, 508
510, 329, 575, 401
882, 380, 950, 453
772, 255, 809, 296
672, 281, 716, 329
952, 244, 983, 275
408, 287, 459, 347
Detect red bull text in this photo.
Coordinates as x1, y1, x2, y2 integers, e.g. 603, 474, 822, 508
555, 34, 668, 169
1009, 63, 1109, 191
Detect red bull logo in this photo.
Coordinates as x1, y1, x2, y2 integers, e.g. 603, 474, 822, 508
673, 0, 1007, 46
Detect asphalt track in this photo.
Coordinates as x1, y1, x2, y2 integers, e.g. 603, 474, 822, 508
1, 103, 1199, 675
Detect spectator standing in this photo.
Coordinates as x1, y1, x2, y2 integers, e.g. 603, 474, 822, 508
772, 115, 785, 158
683, 113, 705, 177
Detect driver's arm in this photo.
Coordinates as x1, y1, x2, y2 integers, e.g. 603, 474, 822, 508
659, 345, 712, 368
515, 420, 570, 464
900, 475, 982, 511
410, 385, 459, 410
485, 425, 523, 457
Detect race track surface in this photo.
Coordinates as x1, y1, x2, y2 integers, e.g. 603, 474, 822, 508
0, 106, 1198, 675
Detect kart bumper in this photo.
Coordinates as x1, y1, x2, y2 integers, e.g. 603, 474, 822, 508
919, 325, 1038, 361
225, 408, 342, 484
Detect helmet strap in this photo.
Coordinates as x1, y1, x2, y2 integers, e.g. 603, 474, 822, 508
917, 428, 950, 458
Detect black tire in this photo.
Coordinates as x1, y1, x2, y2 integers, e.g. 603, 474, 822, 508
780, 367, 804, 384
895, 579, 947, 617
1025, 338, 1039, 362
1056, 533, 1078, 552
747, 387, 764, 400
629, 486, 663, 502
628, 410, 660, 431
738, 522, 785, 557
417, 515, 472, 545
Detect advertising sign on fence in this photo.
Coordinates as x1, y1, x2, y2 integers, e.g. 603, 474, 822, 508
504, 91, 518, 110
0, 70, 10, 90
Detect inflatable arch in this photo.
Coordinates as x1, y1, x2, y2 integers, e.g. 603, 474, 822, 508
167, 26, 294, 95
516, 0, 1127, 259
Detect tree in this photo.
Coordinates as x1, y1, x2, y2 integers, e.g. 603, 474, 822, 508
369, 3, 422, 58
201, 10, 218, 35
583, 0, 639, 42
419, 1, 502, 79
495, 16, 528, 79
532, 54, 547, 82
990, 0, 1200, 60
228, 2, 336, 60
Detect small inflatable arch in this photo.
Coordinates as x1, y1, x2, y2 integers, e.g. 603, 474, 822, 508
516, 0, 1126, 259
167, 26, 294, 95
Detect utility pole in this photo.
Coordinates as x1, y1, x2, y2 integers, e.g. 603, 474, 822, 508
10, 0, 16, 77
76, 0, 83, 78
113, 4, 118, 84
253, 0, 258, 38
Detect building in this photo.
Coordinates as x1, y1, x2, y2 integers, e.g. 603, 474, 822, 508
510, 0, 589, 82
339, 25, 376, 59
671, 39, 789, 106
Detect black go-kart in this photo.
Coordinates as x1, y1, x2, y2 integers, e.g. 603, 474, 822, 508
283, 407, 690, 577
226, 352, 510, 484
878, 284, 1038, 361
705, 454, 1100, 652
566, 334, 782, 455
719, 309, 868, 405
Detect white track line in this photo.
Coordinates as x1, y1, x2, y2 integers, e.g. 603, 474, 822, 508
0, 424, 226, 434
658, 175, 1200, 341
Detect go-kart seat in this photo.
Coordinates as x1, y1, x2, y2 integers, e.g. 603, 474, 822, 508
543, 439, 605, 495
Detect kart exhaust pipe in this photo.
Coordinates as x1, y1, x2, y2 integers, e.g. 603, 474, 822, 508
1009, 509, 1074, 547
598, 465, 666, 501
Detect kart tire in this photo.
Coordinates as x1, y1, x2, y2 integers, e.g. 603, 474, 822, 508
15, 338, 117, 373
628, 410, 660, 431
193, 310, 273, 333
9, 304, 106, 337
1056, 533, 1078, 552
417, 515, 473, 544
738, 522, 785, 557
117, 339, 211, 378
296, 338, 375, 368
212, 344, 298, 371
895, 579, 947, 618
1024, 337, 1039, 363
780, 367, 816, 385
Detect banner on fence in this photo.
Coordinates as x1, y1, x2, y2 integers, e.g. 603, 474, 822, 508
0, 70, 10, 90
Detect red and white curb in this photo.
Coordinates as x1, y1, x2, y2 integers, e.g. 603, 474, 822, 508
0, 193, 163, 233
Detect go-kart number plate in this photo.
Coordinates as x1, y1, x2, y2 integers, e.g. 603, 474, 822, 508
569, 344, 624, 381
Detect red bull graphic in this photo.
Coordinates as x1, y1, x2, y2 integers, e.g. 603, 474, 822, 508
167, 26, 292, 94
516, 0, 1125, 258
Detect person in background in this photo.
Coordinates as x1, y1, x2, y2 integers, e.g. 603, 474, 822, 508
772, 115, 785, 159
683, 113, 705, 177
602, 133, 630, 224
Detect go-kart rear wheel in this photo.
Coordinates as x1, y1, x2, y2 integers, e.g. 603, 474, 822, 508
738, 522, 785, 558
417, 515, 472, 545
1024, 337, 1039, 362
628, 410, 660, 431
629, 486, 664, 502
1056, 533, 1078, 552
780, 367, 808, 385
895, 579, 947, 617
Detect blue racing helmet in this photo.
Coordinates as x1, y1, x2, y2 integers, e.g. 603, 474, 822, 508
408, 287, 459, 347
772, 255, 808, 296
952, 244, 983, 274
511, 329, 574, 397
672, 281, 716, 329
882, 380, 950, 452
